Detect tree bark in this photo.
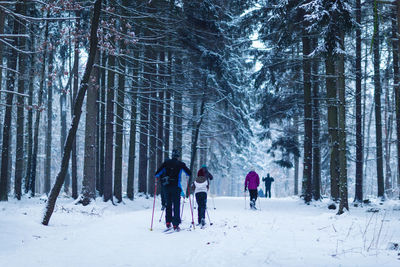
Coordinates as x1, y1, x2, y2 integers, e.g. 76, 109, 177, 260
44, 48, 54, 195
71, 10, 81, 199
42, 0, 102, 225
337, 33, 349, 214
354, 0, 363, 203
80, 52, 100, 205
14, 3, 27, 200
104, 51, 115, 201
99, 51, 107, 196
373, 0, 385, 199
302, 33, 312, 204
326, 53, 339, 201
311, 39, 321, 201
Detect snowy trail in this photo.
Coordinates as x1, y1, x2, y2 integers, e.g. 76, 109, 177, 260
0, 196, 399, 267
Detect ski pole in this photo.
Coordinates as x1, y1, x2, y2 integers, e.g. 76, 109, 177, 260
206, 209, 213, 226
159, 208, 164, 223
150, 178, 157, 231
187, 181, 195, 229
212, 194, 216, 210
244, 190, 246, 210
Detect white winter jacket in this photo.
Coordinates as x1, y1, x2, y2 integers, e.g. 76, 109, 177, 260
194, 180, 208, 194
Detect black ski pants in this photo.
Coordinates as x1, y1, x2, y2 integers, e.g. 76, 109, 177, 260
249, 189, 258, 203
165, 186, 181, 227
265, 186, 272, 198
195, 192, 207, 224
160, 185, 167, 208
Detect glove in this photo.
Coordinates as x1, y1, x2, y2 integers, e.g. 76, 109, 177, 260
244, 187, 247, 192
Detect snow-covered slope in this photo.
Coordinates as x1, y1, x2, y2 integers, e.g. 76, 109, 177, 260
0, 196, 399, 266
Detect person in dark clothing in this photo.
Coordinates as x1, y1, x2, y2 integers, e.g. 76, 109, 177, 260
155, 149, 191, 231
244, 170, 260, 209
262, 173, 274, 198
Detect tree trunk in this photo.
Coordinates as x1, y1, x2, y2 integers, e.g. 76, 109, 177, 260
395, 1, 400, 199
99, 51, 106, 196
14, 3, 27, 200
44, 49, 54, 195
173, 58, 183, 152
42, 0, 102, 225
104, 51, 115, 202
355, 0, 363, 203
138, 47, 149, 194
127, 48, 138, 200
29, 13, 50, 197
80, 52, 100, 206
114, 32, 127, 203
302, 33, 312, 204
25, 27, 36, 194
186, 90, 206, 195
337, 33, 349, 214
71, 10, 81, 200
326, 52, 339, 201
373, 0, 385, 199
164, 52, 172, 160
312, 38, 321, 201
293, 115, 299, 196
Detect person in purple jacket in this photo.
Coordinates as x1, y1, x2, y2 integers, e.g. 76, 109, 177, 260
244, 170, 260, 210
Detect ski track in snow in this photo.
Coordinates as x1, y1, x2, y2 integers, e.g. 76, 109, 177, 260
0, 196, 399, 267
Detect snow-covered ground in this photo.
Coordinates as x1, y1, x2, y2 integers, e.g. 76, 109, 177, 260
1, 195, 399, 267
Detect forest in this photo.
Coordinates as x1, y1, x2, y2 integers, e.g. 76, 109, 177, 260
0, 0, 399, 223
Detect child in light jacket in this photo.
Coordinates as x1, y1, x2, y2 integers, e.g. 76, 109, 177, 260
192, 175, 209, 226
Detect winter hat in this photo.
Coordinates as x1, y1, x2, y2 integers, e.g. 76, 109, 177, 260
201, 164, 207, 169
172, 149, 180, 159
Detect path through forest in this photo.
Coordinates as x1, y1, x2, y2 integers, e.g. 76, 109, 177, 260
0, 196, 399, 266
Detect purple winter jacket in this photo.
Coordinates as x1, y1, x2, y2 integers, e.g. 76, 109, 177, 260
245, 171, 260, 190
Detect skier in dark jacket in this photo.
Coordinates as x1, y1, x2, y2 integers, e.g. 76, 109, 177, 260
244, 170, 260, 209
262, 173, 274, 198
155, 149, 191, 231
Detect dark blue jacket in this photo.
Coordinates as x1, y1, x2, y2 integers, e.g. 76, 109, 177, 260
155, 157, 191, 189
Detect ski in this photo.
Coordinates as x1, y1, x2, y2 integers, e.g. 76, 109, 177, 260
163, 227, 173, 233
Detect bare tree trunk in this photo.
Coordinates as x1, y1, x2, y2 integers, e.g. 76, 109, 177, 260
302, 33, 312, 204
29, 13, 50, 197
395, 1, 400, 200
173, 58, 183, 152
71, 11, 81, 200
104, 51, 115, 202
80, 52, 100, 206
164, 52, 172, 160
14, 3, 27, 200
326, 53, 339, 201
355, 0, 363, 203
0, 2, 23, 201
25, 27, 36, 194
373, 1, 385, 199
98, 52, 106, 196
312, 39, 321, 201
127, 49, 138, 200
293, 115, 299, 196
384, 50, 393, 197
338, 33, 349, 214
42, 0, 102, 225
44, 49, 54, 195
186, 89, 206, 195
138, 47, 149, 194
114, 29, 127, 203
